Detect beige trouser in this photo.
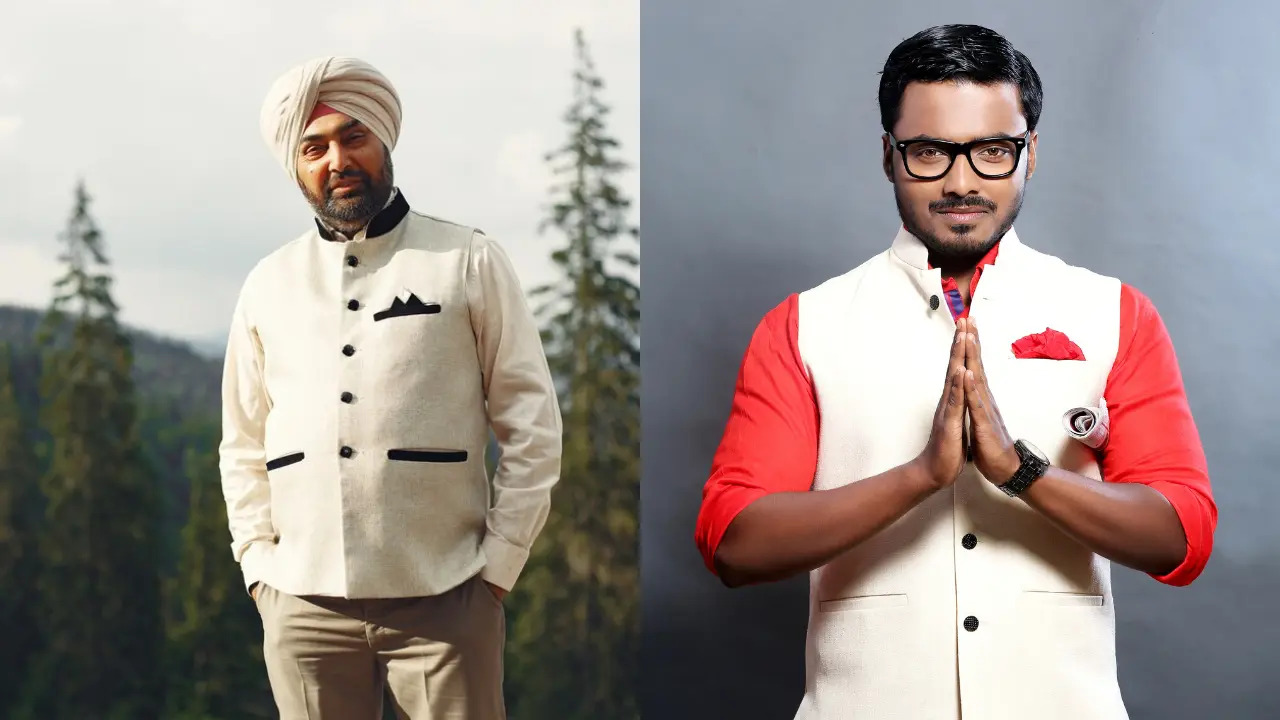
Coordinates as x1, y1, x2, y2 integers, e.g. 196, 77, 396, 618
256, 573, 506, 720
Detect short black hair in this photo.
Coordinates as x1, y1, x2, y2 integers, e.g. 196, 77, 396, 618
878, 24, 1043, 135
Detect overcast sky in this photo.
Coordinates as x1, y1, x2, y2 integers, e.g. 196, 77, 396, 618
0, 0, 638, 347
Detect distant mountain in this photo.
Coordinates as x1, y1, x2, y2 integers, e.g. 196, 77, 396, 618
0, 304, 221, 416
188, 335, 227, 361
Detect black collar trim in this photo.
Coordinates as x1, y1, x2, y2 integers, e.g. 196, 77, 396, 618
315, 191, 410, 241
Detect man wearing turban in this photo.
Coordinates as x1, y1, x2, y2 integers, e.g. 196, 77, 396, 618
219, 56, 563, 719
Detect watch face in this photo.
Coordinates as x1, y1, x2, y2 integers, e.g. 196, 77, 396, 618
1019, 440, 1048, 464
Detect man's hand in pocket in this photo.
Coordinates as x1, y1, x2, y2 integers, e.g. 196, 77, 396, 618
484, 581, 507, 601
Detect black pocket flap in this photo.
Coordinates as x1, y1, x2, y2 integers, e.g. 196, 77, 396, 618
266, 452, 305, 471
387, 449, 468, 463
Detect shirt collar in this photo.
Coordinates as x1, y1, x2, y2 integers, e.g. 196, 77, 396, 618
315, 187, 409, 242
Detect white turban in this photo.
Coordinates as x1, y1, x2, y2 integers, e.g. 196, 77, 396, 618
259, 56, 402, 182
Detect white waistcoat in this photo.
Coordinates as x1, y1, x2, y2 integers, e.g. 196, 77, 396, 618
793, 228, 1127, 720
220, 199, 561, 600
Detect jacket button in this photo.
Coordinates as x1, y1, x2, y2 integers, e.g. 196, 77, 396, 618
929, 294, 940, 310
346, 255, 359, 267
347, 299, 359, 311
963, 616, 979, 632
340, 391, 354, 403
339, 446, 353, 458
962, 533, 977, 549
342, 344, 355, 357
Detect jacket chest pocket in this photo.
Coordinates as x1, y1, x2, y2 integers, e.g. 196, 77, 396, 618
374, 300, 474, 377
986, 359, 1106, 471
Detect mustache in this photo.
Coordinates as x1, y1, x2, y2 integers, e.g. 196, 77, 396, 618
327, 169, 370, 190
930, 196, 997, 213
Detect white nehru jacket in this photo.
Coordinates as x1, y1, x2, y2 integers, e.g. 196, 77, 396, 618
793, 228, 1129, 720
219, 197, 563, 599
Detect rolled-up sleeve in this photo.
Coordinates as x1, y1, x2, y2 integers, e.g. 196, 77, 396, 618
217, 274, 277, 592
694, 294, 820, 575
466, 231, 563, 592
1101, 284, 1217, 586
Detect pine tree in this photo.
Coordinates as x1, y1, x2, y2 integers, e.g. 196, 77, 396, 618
165, 429, 273, 719
505, 28, 640, 719
0, 344, 41, 714
18, 181, 164, 719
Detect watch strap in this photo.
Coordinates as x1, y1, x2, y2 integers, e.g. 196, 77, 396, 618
998, 441, 1048, 497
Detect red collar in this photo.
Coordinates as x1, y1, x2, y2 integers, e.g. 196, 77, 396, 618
928, 242, 1001, 320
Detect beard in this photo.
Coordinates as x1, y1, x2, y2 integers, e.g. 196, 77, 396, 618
894, 181, 1024, 269
301, 149, 395, 236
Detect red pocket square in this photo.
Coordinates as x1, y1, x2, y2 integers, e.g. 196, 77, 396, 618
1011, 328, 1085, 360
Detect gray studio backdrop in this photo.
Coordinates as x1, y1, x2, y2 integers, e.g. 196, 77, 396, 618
641, 1, 1280, 718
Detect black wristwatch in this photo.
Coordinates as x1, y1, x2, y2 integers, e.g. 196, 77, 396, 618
997, 439, 1049, 497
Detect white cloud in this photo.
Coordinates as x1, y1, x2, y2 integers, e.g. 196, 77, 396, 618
0, 71, 28, 95
496, 130, 556, 201
0, 239, 57, 309
6, 0, 638, 342
0, 116, 22, 153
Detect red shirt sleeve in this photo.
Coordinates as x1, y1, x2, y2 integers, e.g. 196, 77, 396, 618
694, 294, 820, 575
1101, 284, 1217, 586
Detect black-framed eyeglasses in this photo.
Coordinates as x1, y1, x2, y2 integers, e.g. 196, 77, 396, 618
889, 131, 1030, 180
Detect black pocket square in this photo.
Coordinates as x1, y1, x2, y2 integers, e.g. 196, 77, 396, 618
374, 293, 442, 321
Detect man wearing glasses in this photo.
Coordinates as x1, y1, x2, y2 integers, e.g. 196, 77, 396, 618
694, 24, 1216, 720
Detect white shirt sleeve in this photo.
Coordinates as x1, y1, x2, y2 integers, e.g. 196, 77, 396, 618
466, 231, 563, 591
217, 276, 277, 592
